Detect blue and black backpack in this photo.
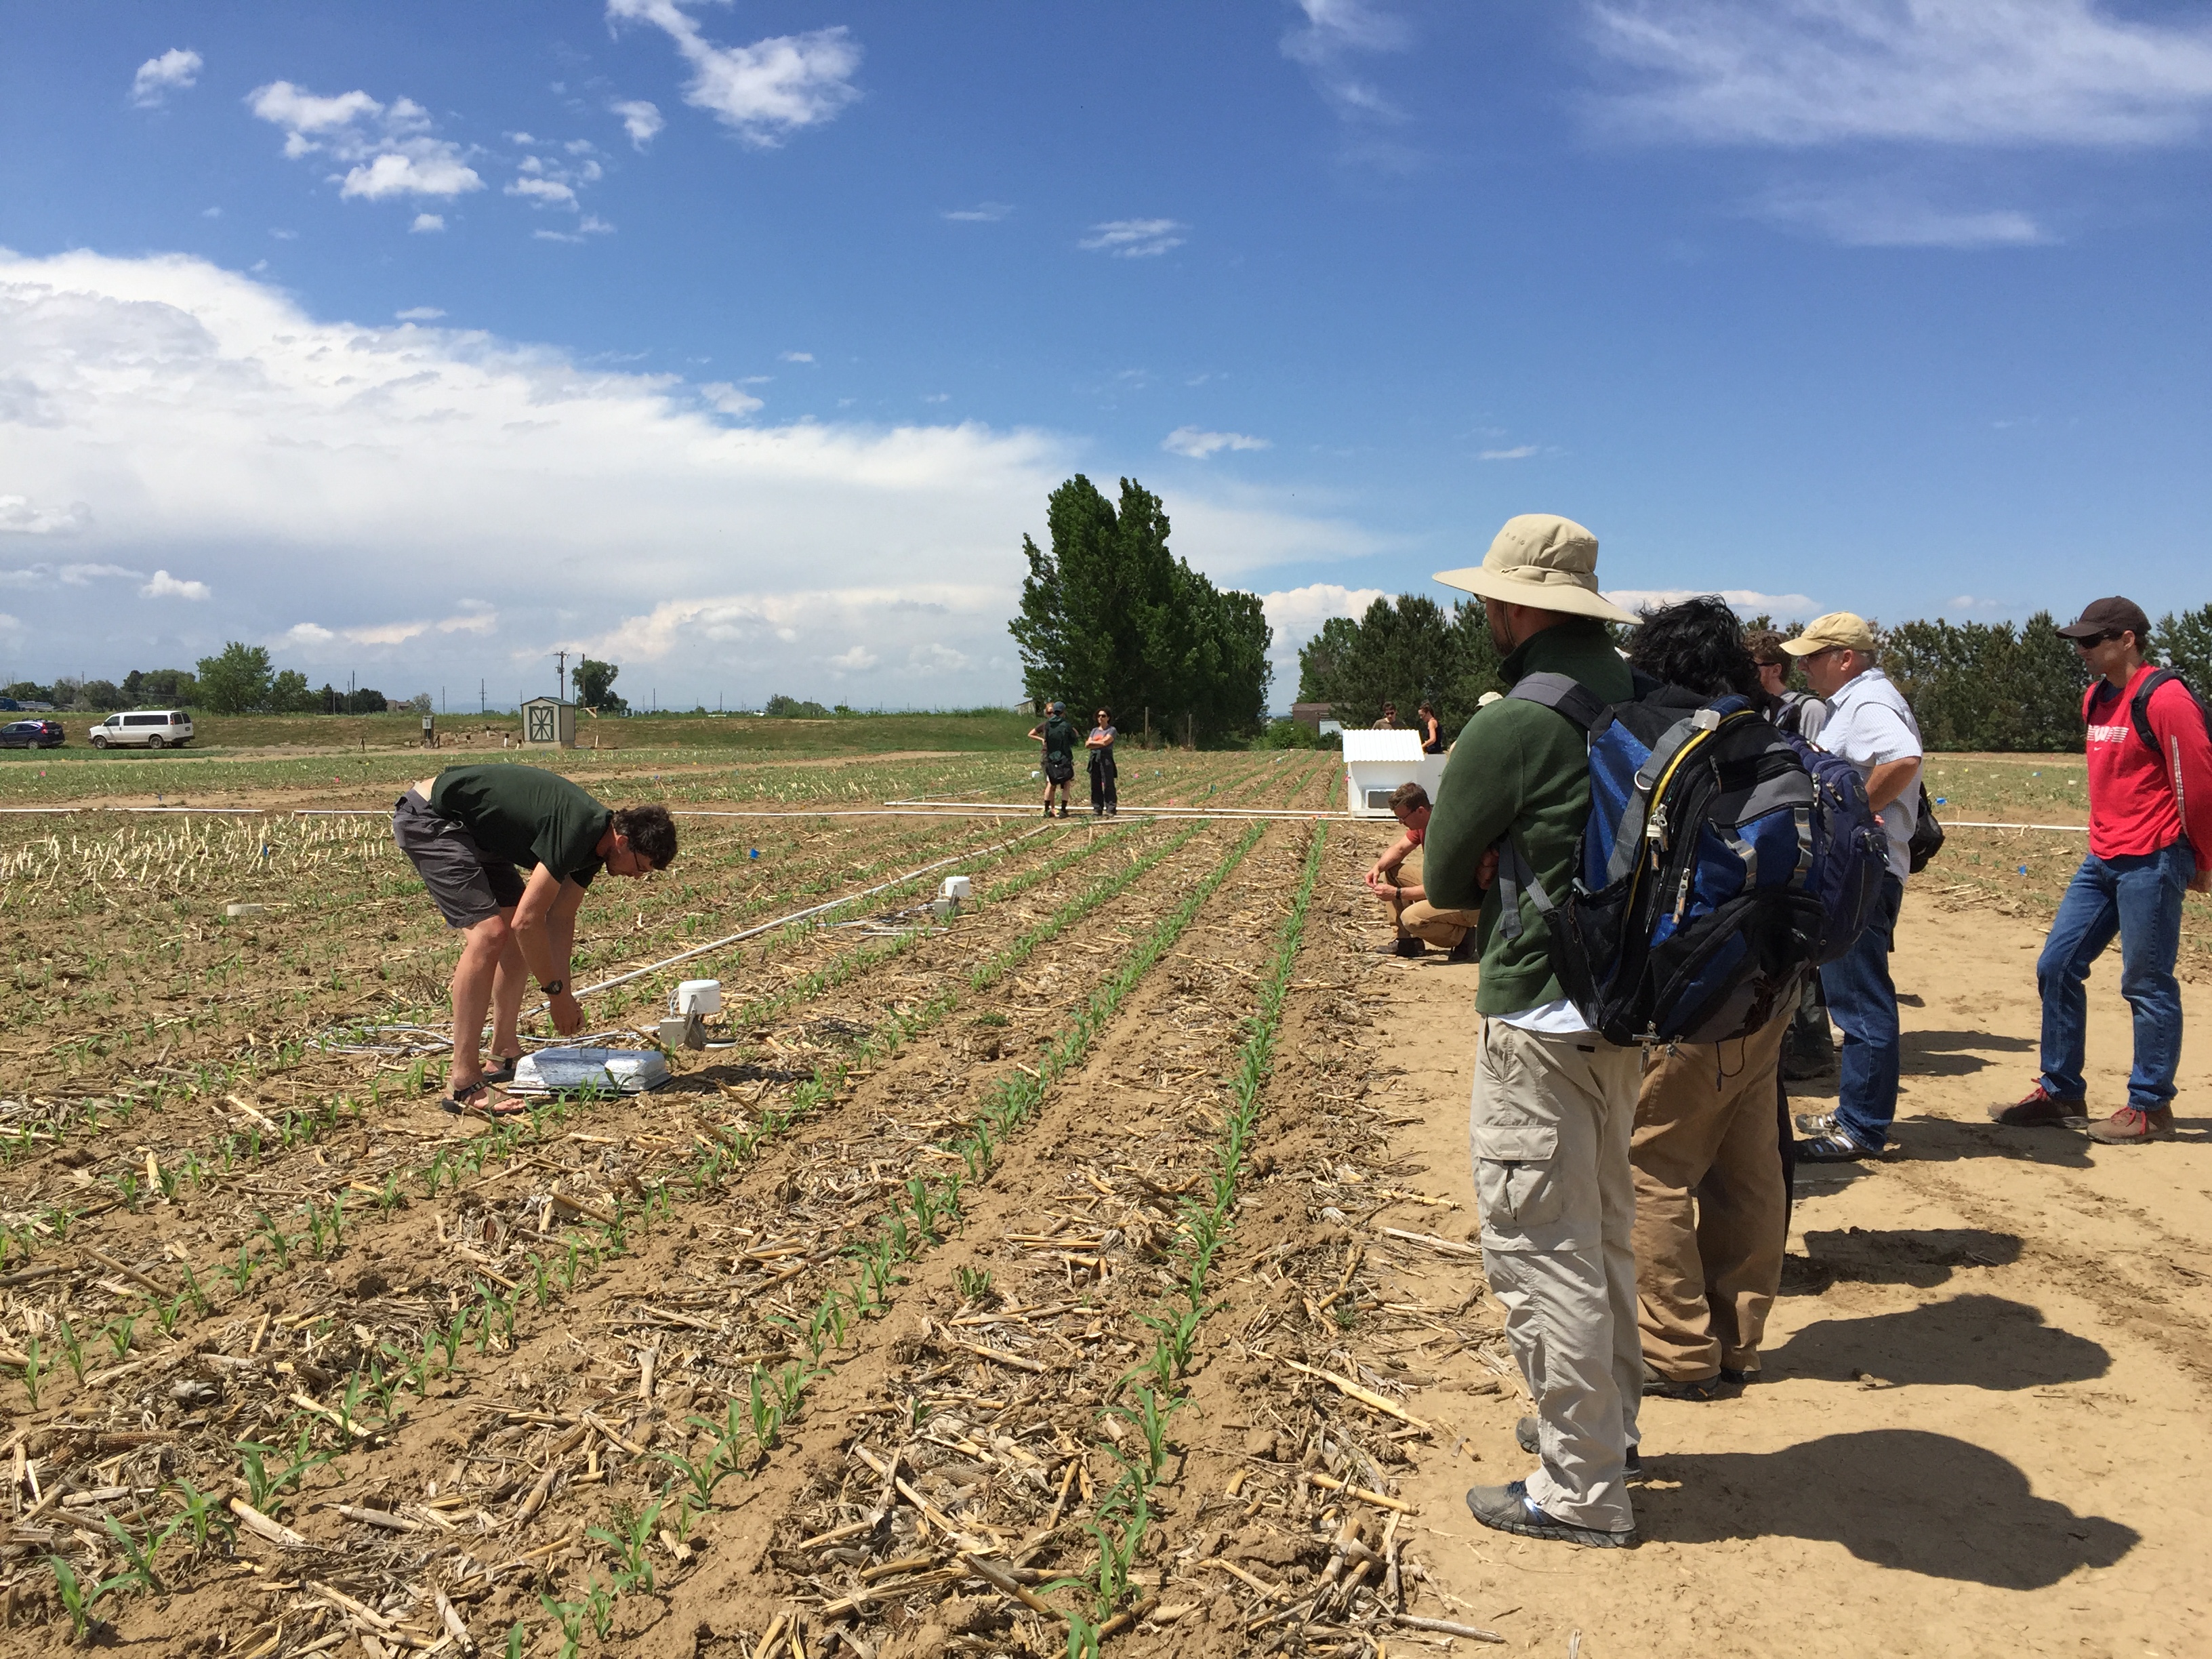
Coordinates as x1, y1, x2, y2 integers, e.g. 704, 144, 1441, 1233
1496, 672, 1891, 1045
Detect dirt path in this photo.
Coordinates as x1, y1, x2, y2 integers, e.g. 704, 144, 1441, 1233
1294, 861, 2212, 1658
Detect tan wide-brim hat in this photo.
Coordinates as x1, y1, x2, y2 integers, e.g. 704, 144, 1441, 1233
1780, 611, 1876, 656
1433, 513, 1639, 625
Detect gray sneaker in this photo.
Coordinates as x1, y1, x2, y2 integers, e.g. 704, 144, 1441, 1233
1465, 1481, 1635, 1549
1792, 1108, 1841, 1139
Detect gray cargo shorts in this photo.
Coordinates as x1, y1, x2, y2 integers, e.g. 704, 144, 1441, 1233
392, 789, 527, 928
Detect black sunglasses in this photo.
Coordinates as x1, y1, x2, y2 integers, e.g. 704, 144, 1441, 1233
2070, 631, 2118, 648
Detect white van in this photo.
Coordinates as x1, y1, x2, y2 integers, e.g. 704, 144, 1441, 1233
89, 710, 194, 750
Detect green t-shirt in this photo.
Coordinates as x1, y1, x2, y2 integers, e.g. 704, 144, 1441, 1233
1042, 716, 1079, 762
430, 765, 613, 887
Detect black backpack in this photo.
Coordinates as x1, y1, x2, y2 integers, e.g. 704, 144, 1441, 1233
2106, 668, 2212, 759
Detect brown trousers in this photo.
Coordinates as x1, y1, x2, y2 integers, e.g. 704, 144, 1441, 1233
1392, 897, 1481, 948
1630, 1007, 1790, 1382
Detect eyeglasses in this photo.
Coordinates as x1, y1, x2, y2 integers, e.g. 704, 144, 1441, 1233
2070, 632, 2117, 649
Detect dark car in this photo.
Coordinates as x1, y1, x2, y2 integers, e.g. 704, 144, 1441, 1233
0, 720, 64, 750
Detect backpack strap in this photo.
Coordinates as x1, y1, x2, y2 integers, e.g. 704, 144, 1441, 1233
2127, 670, 2177, 756
1492, 673, 1612, 942
1493, 831, 1555, 943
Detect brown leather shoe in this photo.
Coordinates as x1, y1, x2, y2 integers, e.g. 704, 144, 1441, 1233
2086, 1106, 2175, 1144
1989, 1084, 2084, 1127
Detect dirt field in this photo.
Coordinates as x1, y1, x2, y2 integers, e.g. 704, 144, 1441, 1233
2, 754, 2207, 1658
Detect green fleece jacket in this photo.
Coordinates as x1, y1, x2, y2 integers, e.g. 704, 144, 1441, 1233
1425, 619, 1632, 1015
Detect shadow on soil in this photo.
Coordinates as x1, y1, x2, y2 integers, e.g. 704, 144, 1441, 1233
1642, 1429, 2137, 1585
1901, 1026, 2034, 1077
1765, 1292, 2109, 1391
1797, 1225, 2022, 1288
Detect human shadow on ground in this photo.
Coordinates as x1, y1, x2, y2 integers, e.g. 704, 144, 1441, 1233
1900, 1027, 2033, 1078
1794, 1226, 2021, 1291
1640, 1430, 2136, 1585
1892, 1112, 2095, 1169
1766, 1292, 2108, 1391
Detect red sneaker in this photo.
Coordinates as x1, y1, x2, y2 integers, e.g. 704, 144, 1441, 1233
2087, 1106, 2175, 1145
1988, 1083, 2084, 1127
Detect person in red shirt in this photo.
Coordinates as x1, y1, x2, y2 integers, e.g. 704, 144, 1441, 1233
1361, 781, 1481, 960
1993, 597, 2212, 1144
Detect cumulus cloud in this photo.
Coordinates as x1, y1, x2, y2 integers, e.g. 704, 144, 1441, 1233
943, 202, 1012, 222
611, 98, 665, 148
131, 48, 203, 108
1602, 587, 1820, 619
1164, 426, 1269, 459
699, 382, 764, 416
395, 306, 446, 321
1585, 0, 2212, 148
1258, 581, 1391, 695
1080, 219, 1185, 258
1478, 444, 1540, 461
247, 81, 484, 200
0, 248, 1380, 699
607, 0, 861, 146
141, 569, 211, 600
779, 350, 814, 363
0, 495, 91, 535
411, 213, 446, 233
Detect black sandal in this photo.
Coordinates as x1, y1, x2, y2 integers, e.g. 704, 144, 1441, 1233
440, 1079, 531, 1119
481, 1056, 523, 1085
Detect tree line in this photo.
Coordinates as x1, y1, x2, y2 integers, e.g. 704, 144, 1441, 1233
1011, 475, 1271, 745
1299, 596, 2212, 753
7, 645, 426, 716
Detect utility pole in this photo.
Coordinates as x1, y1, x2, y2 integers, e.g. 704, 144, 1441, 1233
554, 650, 567, 703
479, 678, 485, 715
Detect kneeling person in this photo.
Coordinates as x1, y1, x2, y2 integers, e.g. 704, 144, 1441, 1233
392, 765, 678, 1114
1363, 782, 1480, 960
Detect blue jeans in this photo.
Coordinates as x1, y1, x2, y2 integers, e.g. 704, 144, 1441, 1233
2036, 843, 2191, 1112
1820, 874, 1905, 1150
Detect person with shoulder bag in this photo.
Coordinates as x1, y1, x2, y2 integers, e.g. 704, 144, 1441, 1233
1993, 597, 2212, 1144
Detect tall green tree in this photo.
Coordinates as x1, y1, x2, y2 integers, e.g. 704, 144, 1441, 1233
195, 642, 274, 714
574, 656, 628, 712
2155, 603, 2212, 693
1010, 474, 1271, 743
1296, 594, 1504, 739
1885, 611, 2087, 751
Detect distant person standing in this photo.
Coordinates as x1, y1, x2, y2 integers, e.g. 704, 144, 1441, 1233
1086, 708, 1119, 817
1372, 702, 1401, 730
1417, 698, 1446, 754
1994, 598, 2212, 1144
1779, 613, 1923, 1162
1029, 701, 1078, 818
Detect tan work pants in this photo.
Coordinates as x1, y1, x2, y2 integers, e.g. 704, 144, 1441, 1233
1393, 897, 1481, 948
1470, 1018, 1642, 1535
1631, 1008, 1791, 1382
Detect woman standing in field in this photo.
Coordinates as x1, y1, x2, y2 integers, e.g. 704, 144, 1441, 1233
1086, 708, 1118, 817
1029, 701, 1078, 818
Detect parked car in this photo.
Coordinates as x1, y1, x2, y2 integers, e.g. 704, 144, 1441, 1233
0, 719, 63, 749
89, 709, 194, 750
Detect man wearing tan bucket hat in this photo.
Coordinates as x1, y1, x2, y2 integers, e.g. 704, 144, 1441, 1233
1422, 513, 1645, 1549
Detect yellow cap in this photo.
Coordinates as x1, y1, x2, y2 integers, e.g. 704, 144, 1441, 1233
1780, 611, 1875, 656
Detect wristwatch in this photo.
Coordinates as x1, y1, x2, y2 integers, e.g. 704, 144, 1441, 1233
543, 979, 566, 996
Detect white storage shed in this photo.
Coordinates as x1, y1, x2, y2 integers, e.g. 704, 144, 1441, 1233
1340, 729, 1448, 818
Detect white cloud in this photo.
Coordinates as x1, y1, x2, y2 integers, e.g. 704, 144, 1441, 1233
1080, 219, 1185, 258
1282, 0, 1411, 123
780, 350, 814, 363
0, 248, 1382, 699
611, 99, 665, 148
411, 213, 446, 233
1164, 426, 1270, 459
607, 0, 861, 146
1601, 588, 1820, 619
141, 569, 211, 600
1258, 581, 1392, 694
131, 48, 203, 108
395, 306, 446, 321
508, 176, 579, 208
943, 202, 1012, 222
1585, 0, 2212, 148
1478, 444, 1540, 461
1753, 183, 2048, 247
60, 562, 143, 585
0, 495, 91, 535
248, 81, 484, 199
829, 644, 878, 671
699, 382, 764, 415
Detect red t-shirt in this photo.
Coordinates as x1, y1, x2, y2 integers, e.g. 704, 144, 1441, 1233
2083, 665, 2212, 866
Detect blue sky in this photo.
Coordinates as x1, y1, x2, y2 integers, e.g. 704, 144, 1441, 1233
3, 1, 2210, 710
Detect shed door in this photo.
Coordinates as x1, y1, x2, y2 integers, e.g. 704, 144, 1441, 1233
527, 704, 557, 743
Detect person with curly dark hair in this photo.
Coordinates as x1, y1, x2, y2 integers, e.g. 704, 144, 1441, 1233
392, 765, 676, 1116
1618, 597, 1795, 1401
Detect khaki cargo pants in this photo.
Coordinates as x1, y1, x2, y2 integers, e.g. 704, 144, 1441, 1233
1632, 1007, 1791, 1382
1393, 897, 1482, 949
1470, 1017, 1641, 1536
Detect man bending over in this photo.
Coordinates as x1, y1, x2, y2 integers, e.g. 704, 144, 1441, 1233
392, 764, 678, 1115
1363, 782, 1480, 960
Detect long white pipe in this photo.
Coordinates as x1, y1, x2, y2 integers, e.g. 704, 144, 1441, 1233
567, 819, 1068, 1001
